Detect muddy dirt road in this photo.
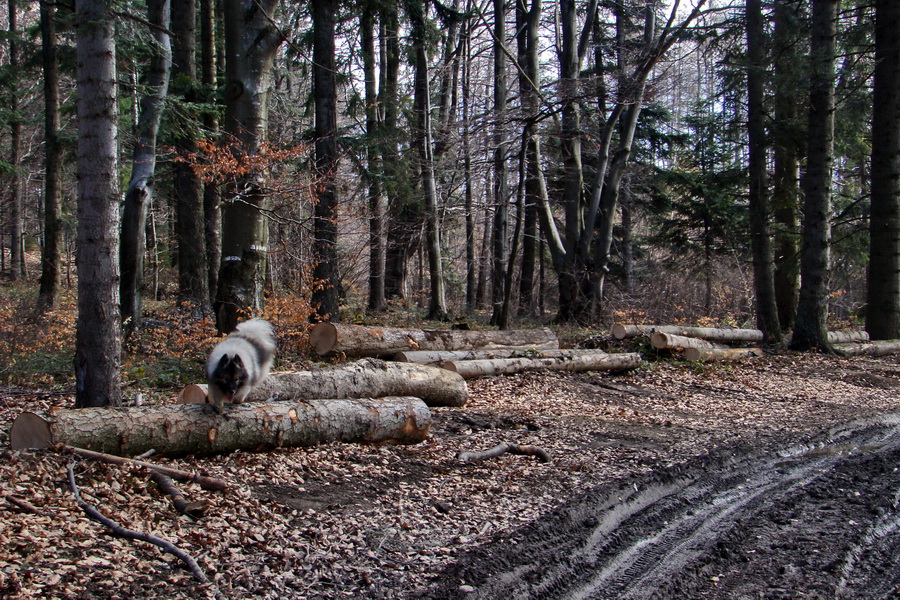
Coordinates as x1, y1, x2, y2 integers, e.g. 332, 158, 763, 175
428, 414, 900, 600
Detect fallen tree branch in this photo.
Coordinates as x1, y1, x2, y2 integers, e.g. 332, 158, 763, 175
66, 462, 208, 583
457, 443, 551, 463
149, 471, 209, 519
60, 446, 229, 492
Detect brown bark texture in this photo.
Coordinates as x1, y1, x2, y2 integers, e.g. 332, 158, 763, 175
310, 323, 558, 356
442, 352, 641, 379
180, 359, 468, 408
10, 397, 432, 457
683, 347, 764, 362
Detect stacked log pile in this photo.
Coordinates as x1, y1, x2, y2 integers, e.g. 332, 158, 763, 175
616, 323, 766, 362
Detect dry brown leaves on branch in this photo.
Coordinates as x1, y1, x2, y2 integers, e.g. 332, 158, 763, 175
2, 353, 900, 599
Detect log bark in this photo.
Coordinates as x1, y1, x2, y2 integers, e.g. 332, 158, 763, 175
443, 352, 641, 379
683, 347, 764, 362
612, 324, 764, 343
832, 340, 900, 357
180, 359, 468, 408
826, 330, 869, 344
394, 348, 607, 365
650, 332, 729, 351
10, 397, 431, 457
310, 323, 558, 356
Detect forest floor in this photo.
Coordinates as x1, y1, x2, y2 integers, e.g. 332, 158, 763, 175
2, 349, 900, 599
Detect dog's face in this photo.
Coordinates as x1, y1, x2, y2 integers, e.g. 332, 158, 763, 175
210, 354, 248, 402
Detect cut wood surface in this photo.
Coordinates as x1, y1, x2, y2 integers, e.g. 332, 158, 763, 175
10, 397, 431, 457
180, 359, 468, 408
613, 324, 764, 343
442, 352, 642, 379
394, 348, 608, 365
310, 323, 558, 357
832, 340, 900, 357
826, 330, 870, 344
650, 332, 729, 351
683, 347, 764, 362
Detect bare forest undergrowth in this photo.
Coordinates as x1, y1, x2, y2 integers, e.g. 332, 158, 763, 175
2, 346, 900, 599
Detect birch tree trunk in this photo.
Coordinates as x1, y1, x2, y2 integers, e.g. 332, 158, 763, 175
74, 0, 122, 407
791, 0, 836, 352
120, 0, 172, 337
215, 0, 282, 333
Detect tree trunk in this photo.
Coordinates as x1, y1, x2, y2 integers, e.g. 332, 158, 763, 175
612, 324, 765, 343
746, 0, 783, 343
650, 332, 729, 351
771, 0, 802, 330
7, 0, 23, 281
37, 0, 62, 311
362, 7, 386, 313
240, 359, 465, 407
832, 340, 900, 357
866, 0, 900, 340
311, 0, 341, 320
409, 0, 448, 320
215, 0, 282, 333
825, 330, 869, 344
74, 0, 123, 408
443, 352, 641, 379
395, 347, 621, 364
200, 0, 220, 303
683, 347, 764, 362
791, 0, 837, 352
310, 322, 559, 357
10, 397, 432, 457
462, 15, 476, 312
171, 0, 209, 312
120, 0, 172, 337
490, 0, 509, 326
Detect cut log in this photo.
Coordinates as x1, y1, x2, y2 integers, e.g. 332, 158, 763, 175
394, 348, 607, 365
832, 340, 900, 357
10, 397, 431, 457
612, 324, 764, 343
650, 332, 729, 351
683, 347, 764, 362
442, 352, 642, 379
310, 323, 558, 357
826, 330, 869, 344
180, 359, 468, 408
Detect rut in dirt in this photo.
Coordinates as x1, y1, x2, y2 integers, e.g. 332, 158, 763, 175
427, 414, 900, 600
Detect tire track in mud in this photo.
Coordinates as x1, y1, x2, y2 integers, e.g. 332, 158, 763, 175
427, 414, 900, 600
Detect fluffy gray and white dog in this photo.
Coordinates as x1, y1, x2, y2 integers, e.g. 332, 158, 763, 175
206, 319, 276, 412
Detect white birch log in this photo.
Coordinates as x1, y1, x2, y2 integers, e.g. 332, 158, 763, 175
832, 340, 900, 357
9, 397, 432, 457
442, 352, 642, 379
826, 330, 870, 344
612, 324, 764, 343
394, 348, 607, 364
683, 347, 764, 362
650, 332, 729, 351
310, 323, 558, 357
181, 359, 467, 408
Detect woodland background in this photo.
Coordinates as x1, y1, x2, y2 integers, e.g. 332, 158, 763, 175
0, 0, 896, 406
